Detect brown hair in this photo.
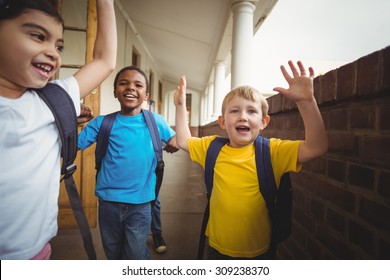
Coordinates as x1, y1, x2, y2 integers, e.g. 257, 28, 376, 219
221, 85, 269, 116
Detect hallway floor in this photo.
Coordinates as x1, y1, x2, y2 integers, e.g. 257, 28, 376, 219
50, 150, 207, 260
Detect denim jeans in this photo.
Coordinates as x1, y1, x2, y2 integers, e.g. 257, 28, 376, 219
98, 199, 151, 260
151, 196, 162, 235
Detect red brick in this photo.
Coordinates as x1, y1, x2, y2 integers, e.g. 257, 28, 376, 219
316, 224, 355, 259
379, 238, 390, 259
322, 70, 337, 103
267, 94, 282, 114
348, 220, 374, 254
337, 62, 356, 99
378, 170, 390, 200
362, 136, 390, 166
328, 159, 347, 183
349, 164, 375, 191
382, 46, 390, 91
309, 199, 325, 221
313, 75, 323, 104
379, 101, 390, 131
326, 208, 346, 235
350, 106, 376, 130
356, 50, 381, 96
359, 198, 390, 231
328, 133, 360, 156
316, 180, 356, 213
328, 109, 348, 132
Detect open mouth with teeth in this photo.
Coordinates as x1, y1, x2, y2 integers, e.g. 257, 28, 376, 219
236, 125, 250, 133
123, 93, 137, 100
33, 63, 53, 78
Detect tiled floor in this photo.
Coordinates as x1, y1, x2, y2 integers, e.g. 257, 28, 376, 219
50, 150, 207, 260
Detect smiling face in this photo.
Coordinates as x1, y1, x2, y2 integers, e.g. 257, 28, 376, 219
0, 9, 64, 98
114, 69, 149, 116
218, 87, 270, 148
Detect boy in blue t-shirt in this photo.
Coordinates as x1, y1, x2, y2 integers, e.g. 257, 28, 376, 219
78, 66, 177, 260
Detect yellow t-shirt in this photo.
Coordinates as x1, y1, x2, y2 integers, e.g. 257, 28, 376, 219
188, 135, 302, 258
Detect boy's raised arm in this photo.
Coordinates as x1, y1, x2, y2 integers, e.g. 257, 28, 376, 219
74, 0, 117, 98
273, 61, 328, 164
174, 76, 191, 152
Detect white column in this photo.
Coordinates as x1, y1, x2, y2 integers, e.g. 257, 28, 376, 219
231, 0, 256, 88
200, 93, 206, 125
212, 62, 226, 120
202, 90, 208, 125
207, 83, 214, 123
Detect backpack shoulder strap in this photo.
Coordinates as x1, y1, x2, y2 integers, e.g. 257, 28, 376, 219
35, 83, 97, 260
95, 111, 118, 171
204, 136, 229, 198
35, 83, 77, 175
142, 109, 163, 162
254, 135, 277, 218
142, 109, 165, 200
198, 136, 229, 259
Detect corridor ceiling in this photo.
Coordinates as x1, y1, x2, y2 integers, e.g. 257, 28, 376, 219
117, 0, 278, 91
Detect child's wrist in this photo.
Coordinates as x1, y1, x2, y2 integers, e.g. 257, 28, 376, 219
296, 96, 317, 108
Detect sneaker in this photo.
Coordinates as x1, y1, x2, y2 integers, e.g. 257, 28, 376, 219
153, 234, 167, 254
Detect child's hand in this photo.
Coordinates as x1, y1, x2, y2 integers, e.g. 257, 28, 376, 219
174, 76, 187, 107
273, 61, 315, 104
77, 104, 94, 125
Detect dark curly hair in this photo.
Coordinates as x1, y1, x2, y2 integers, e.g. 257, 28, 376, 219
113, 66, 150, 93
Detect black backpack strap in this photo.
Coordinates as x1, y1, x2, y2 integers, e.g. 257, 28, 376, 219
255, 135, 277, 219
35, 83, 97, 260
197, 136, 229, 259
142, 109, 165, 202
255, 135, 292, 251
204, 137, 229, 198
36, 83, 78, 175
95, 112, 118, 171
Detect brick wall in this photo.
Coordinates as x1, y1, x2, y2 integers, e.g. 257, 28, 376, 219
200, 46, 390, 259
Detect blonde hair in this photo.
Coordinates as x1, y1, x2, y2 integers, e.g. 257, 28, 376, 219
221, 86, 269, 116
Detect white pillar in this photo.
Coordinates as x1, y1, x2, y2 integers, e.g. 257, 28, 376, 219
207, 83, 214, 123
231, 0, 256, 88
200, 93, 206, 125
212, 62, 226, 120
202, 90, 208, 125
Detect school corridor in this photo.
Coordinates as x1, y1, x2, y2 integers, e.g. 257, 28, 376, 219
50, 150, 207, 260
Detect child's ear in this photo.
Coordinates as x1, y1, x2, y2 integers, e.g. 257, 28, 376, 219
113, 90, 118, 98
260, 115, 271, 131
218, 115, 226, 130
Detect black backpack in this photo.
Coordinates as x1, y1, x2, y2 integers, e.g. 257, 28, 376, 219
35, 83, 96, 260
94, 109, 165, 204
198, 134, 293, 259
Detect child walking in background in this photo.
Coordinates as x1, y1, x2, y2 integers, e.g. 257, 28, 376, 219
78, 66, 177, 260
142, 99, 178, 254
0, 0, 117, 259
174, 61, 328, 259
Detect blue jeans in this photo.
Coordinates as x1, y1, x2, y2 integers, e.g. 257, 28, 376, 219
151, 196, 162, 235
98, 199, 151, 260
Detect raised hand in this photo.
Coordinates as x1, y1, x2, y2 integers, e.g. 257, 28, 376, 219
174, 75, 191, 152
174, 76, 187, 107
273, 60, 315, 103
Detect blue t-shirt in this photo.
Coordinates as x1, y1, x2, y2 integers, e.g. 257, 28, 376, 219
78, 112, 175, 204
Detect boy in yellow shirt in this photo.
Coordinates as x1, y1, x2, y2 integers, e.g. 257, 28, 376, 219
174, 61, 328, 259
